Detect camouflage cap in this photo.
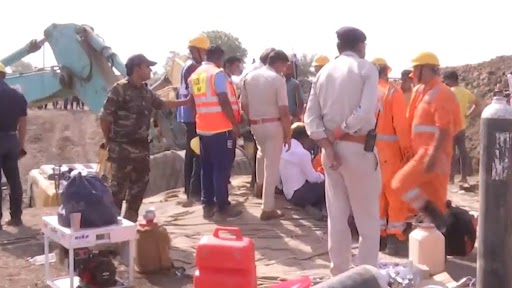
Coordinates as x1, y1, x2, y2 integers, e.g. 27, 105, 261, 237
125, 54, 157, 70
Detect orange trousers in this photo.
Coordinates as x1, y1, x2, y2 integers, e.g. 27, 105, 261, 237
379, 160, 411, 239
391, 147, 449, 216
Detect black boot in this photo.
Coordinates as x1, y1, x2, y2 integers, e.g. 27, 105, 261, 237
420, 200, 447, 232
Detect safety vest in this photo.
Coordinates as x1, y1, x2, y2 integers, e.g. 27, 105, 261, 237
226, 80, 241, 123
189, 63, 241, 134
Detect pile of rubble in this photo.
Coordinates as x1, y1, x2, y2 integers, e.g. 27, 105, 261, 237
445, 55, 512, 173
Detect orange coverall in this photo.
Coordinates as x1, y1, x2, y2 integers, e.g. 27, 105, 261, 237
391, 77, 462, 214
375, 80, 413, 239
313, 152, 325, 175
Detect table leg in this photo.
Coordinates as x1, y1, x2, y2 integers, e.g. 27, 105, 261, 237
69, 248, 74, 287
129, 240, 135, 285
44, 235, 50, 282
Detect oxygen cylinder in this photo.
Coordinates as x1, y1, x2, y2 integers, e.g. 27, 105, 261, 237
477, 96, 512, 288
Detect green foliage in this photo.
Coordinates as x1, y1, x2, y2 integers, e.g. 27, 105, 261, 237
203, 30, 248, 61
296, 53, 316, 79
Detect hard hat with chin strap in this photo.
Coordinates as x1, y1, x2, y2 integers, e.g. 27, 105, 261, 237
313, 55, 330, 67
371, 57, 392, 73
411, 52, 440, 67
0, 63, 5, 73
188, 34, 210, 50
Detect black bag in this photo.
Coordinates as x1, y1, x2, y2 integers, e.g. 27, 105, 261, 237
57, 172, 119, 229
444, 200, 477, 257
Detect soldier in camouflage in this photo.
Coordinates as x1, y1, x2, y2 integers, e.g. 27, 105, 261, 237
99, 54, 192, 222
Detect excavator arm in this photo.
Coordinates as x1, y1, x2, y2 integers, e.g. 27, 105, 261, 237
1, 23, 187, 151
1, 23, 125, 113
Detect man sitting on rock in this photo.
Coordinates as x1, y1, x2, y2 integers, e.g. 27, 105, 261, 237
279, 122, 326, 220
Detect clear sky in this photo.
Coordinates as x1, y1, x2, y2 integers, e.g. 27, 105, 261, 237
1, 0, 511, 77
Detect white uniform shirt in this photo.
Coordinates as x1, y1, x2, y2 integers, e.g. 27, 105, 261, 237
279, 139, 324, 199
304, 51, 379, 140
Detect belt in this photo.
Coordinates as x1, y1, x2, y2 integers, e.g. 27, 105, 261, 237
339, 134, 366, 145
249, 117, 280, 125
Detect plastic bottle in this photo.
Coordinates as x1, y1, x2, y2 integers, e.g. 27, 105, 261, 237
409, 223, 445, 275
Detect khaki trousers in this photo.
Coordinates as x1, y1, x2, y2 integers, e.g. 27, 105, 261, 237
251, 122, 283, 211
323, 141, 382, 276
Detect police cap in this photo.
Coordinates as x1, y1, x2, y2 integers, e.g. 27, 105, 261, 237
335, 26, 367, 46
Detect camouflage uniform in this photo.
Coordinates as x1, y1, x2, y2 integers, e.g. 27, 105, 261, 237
99, 79, 165, 222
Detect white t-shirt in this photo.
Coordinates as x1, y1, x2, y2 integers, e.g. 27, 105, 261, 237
279, 139, 324, 199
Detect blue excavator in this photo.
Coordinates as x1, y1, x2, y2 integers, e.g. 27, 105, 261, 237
1, 23, 187, 151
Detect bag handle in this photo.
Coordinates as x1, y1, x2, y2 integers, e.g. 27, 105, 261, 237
213, 226, 243, 241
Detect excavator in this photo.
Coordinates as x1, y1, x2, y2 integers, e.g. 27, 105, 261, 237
1, 23, 190, 207
1, 23, 187, 150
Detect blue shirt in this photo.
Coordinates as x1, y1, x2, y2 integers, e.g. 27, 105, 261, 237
0, 79, 27, 133
177, 60, 200, 123
213, 71, 228, 94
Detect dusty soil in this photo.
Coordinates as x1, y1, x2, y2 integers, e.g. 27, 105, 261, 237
0, 108, 480, 287
0, 176, 478, 288
19, 108, 103, 188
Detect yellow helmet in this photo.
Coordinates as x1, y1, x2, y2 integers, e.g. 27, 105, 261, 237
0, 63, 5, 73
291, 122, 305, 130
188, 34, 210, 50
371, 57, 392, 73
313, 55, 330, 67
190, 136, 200, 155
411, 52, 440, 67
371, 57, 388, 66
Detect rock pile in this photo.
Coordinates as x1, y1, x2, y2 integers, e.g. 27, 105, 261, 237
445, 55, 512, 173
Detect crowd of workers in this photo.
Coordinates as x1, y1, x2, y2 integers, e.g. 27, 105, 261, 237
0, 24, 483, 275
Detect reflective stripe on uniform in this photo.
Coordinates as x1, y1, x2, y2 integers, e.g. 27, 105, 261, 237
412, 124, 439, 134
387, 221, 406, 232
376, 134, 398, 141
402, 188, 427, 209
380, 219, 388, 230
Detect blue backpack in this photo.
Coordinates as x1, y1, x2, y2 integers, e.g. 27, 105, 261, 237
57, 172, 119, 228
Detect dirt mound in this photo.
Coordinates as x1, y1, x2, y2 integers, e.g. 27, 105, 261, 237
445, 55, 512, 172
20, 109, 102, 186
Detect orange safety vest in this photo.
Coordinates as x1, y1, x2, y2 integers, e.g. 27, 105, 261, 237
189, 63, 241, 134
227, 79, 241, 123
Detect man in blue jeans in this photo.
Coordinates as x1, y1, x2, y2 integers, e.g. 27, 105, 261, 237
189, 46, 243, 219
177, 35, 210, 203
0, 63, 27, 229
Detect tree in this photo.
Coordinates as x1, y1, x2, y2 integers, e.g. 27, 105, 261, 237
203, 30, 248, 61
10, 60, 34, 73
296, 53, 316, 79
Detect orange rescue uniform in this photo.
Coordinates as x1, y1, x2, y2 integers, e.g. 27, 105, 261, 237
312, 152, 324, 175
391, 77, 462, 214
375, 80, 413, 239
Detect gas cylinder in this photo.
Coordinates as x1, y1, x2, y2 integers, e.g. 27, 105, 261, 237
194, 226, 256, 288
134, 208, 173, 274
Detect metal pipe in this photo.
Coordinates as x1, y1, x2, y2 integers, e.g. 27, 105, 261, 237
477, 96, 512, 288
0, 38, 46, 67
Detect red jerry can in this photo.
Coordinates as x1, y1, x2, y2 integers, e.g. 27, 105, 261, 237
194, 226, 257, 288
